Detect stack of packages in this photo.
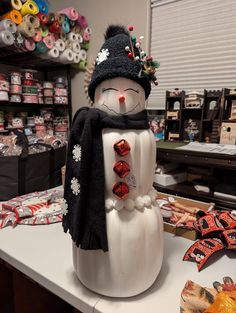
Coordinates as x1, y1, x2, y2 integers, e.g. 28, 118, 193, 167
0, 69, 68, 104
0, 0, 91, 68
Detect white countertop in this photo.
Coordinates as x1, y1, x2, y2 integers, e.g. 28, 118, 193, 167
0, 223, 235, 313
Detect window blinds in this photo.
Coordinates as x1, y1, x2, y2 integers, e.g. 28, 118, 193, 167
149, 0, 236, 109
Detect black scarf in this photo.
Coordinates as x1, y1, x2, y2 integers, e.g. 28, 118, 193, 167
63, 107, 149, 252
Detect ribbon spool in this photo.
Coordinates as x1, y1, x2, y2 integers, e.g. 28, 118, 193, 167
44, 96, 53, 105
55, 77, 66, 87
43, 88, 53, 97
58, 7, 79, 21
67, 32, 77, 42
0, 10, 23, 25
35, 40, 47, 53
55, 88, 67, 97
59, 48, 73, 63
12, 0, 23, 10
0, 80, 10, 92
0, 19, 17, 33
83, 32, 90, 42
47, 12, 55, 25
0, 30, 14, 47
78, 49, 87, 61
61, 20, 70, 34
43, 35, 54, 49
23, 14, 40, 28
10, 84, 22, 94
72, 41, 80, 53
39, 25, 48, 37
22, 85, 38, 94
55, 39, 65, 52
76, 33, 83, 43
49, 21, 60, 33
77, 15, 88, 29
24, 37, 35, 51
85, 27, 92, 35
17, 21, 35, 37
77, 60, 87, 71
22, 69, 37, 80
10, 94, 21, 102
10, 72, 21, 85
40, 47, 59, 59
34, 0, 48, 14
73, 53, 80, 64
22, 79, 37, 85
22, 94, 38, 103
81, 42, 90, 50
54, 96, 68, 105
56, 14, 65, 25
0, 91, 9, 101
33, 29, 42, 42
37, 12, 48, 25
43, 81, 53, 89
60, 32, 66, 41
20, 0, 39, 16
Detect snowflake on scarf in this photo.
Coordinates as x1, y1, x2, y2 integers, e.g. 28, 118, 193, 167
72, 144, 82, 162
71, 177, 80, 196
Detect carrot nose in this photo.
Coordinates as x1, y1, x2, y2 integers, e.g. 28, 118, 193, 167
119, 95, 125, 103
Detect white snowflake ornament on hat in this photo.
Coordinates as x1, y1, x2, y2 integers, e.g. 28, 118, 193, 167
96, 48, 110, 65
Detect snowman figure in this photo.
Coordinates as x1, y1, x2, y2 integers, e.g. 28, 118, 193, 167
63, 25, 163, 297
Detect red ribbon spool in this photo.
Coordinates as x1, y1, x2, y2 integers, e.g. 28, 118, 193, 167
37, 12, 49, 26
49, 21, 61, 33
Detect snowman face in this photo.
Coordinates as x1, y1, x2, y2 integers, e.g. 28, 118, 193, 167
94, 77, 146, 115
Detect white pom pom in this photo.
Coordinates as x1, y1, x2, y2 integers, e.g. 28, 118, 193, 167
135, 196, 145, 210
135, 42, 140, 48
114, 199, 124, 211
105, 198, 114, 211
125, 46, 130, 51
143, 195, 151, 207
135, 56, 140, 61
139, 36, 144, 41
140, 50, 145, 56
124, 199, 135, 211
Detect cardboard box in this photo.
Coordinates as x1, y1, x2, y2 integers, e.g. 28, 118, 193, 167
157, 192, 214, 240
155, 171, 186, 186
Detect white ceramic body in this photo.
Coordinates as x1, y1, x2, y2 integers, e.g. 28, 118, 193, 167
73, 128, 164, 297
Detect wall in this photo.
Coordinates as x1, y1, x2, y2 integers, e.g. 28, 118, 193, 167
51, 0, 151, 114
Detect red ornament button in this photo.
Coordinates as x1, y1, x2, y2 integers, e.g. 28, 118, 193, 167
113, 139, 130, 156
113, 161, 130, 178
112, 182, 129, 199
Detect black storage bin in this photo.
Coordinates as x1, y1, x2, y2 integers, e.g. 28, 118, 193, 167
0, 145, 66, 201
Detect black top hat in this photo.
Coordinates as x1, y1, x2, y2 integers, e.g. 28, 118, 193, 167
88, 25, 158, 102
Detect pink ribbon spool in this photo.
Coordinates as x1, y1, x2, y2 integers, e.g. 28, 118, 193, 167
10, 84, 22, 94
77, 15, 88, 29
43, 36, 54, 49
33, 29, 42, 42
58, 7, 79, 21
55, 88, 67, 97
83, 32, 90, 42
24, 38, 36, 51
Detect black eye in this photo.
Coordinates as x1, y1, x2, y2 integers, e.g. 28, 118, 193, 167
124, 88, 139, 93
102, 88, 119, 92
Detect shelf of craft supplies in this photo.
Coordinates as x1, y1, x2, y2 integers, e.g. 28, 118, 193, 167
0, 49, 73, 70
0, 102, 69, 110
